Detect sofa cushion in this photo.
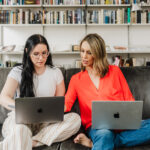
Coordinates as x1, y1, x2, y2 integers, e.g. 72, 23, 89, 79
65, 68, 81, 90
1, 66, 150, 150
115, 145, 150, 150
120, 67, 150, 119
60, 138, 150, 150
65, 68, 81, 114
33, 143, 61, 150
0, 68, 11, 124
60, 138, 91, 150
0, 68, 11, 92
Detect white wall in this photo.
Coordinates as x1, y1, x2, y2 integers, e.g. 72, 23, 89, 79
87, 26, 129, 47
52, 54, 80, 68
1, 25, 150, 67
129, 26, 150, 47
43, 26, 86, 52
3, 26, 43, 46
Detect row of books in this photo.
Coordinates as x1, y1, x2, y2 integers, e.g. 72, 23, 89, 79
46, 0, 149, 5
1, 8, 150, 24
87, 9, 150, 24
86, 0, 130, 4
43, 9, 86, 24
76, 58, 150, 68
43, 0, 86, 5
87, 8, 131, 24
1, 0, 150, 5
133, 0, 150, 4
0, 9, 86, 24
112, 56, 150, 67
131, 10, 150, 24
86, 0, 150, 4
0, 10, 41, 24
0, 0, 86, 5
0, 0, 40, 5
112, 56, 137, 67
0, 61, 16, 67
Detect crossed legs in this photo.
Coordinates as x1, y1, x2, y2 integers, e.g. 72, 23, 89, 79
74, 119, 150, 150
1, 112, 81, 150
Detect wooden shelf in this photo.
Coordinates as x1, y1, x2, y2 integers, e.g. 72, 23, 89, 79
52, 51, 80, 55
1, 50, 150, 55
141, 4, 150, 7
107, 50, 150, 54
43, 4, 86, 8
43, 24, 85, 27
0, 4, 86, 8
87, 4, 131, 7
130, 24, 150, 26
0, 24, 85, 27
0, 4, 131, 8
87, 23, 130, 26
0, 51, 23, 54
0, 24, 42, 27
1, 24, 150, 27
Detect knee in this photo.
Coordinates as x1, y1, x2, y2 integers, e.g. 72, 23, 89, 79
98, 129, 113, 135
64, 112, 81, 130
141, 119, 150, 128
72, 113, 81, 126
94, 129, 114, 141
65, 113, 81, 124
14, 124, 32, 137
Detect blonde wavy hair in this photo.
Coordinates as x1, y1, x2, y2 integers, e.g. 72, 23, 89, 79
80, 33, 109, 78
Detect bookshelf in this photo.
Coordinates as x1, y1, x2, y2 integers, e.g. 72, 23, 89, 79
0, 0, 150, 68
1, 49, 150, 55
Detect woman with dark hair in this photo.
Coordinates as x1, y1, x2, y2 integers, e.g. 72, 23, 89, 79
0, 34, 81, 150
65, 33, 150, 150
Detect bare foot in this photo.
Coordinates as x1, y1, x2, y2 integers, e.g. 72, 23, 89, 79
74, 133, 93, 148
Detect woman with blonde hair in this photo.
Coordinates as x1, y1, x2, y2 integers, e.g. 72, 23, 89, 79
65, 33, 150, 150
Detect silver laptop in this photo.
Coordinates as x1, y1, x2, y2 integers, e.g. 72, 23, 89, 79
15, 96, 64, 124
92, 101, 143, 130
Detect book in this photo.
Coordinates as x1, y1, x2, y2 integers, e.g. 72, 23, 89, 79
113, 55, 124, 67
72, 45, 80, 51
137, 10, 141, 23
127, 7, 130, 24
24, 0, 35, 4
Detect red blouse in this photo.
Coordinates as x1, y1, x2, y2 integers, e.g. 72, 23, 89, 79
65, 65, 135, 129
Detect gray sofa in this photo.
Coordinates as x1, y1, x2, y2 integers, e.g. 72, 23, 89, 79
0, 66, 150, 150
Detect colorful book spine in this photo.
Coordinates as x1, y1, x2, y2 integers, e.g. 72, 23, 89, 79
127, 7, 130, 24
148, 11, 150, 23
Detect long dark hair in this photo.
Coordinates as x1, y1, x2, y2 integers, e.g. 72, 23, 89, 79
20, 34, 53, 97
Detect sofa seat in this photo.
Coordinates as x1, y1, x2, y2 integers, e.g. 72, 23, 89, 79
1, 67, 150, 149
59, 138, 150, 150
1, 122, 150, 150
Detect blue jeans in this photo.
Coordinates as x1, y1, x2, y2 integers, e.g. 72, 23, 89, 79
87, 119, 150, 150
